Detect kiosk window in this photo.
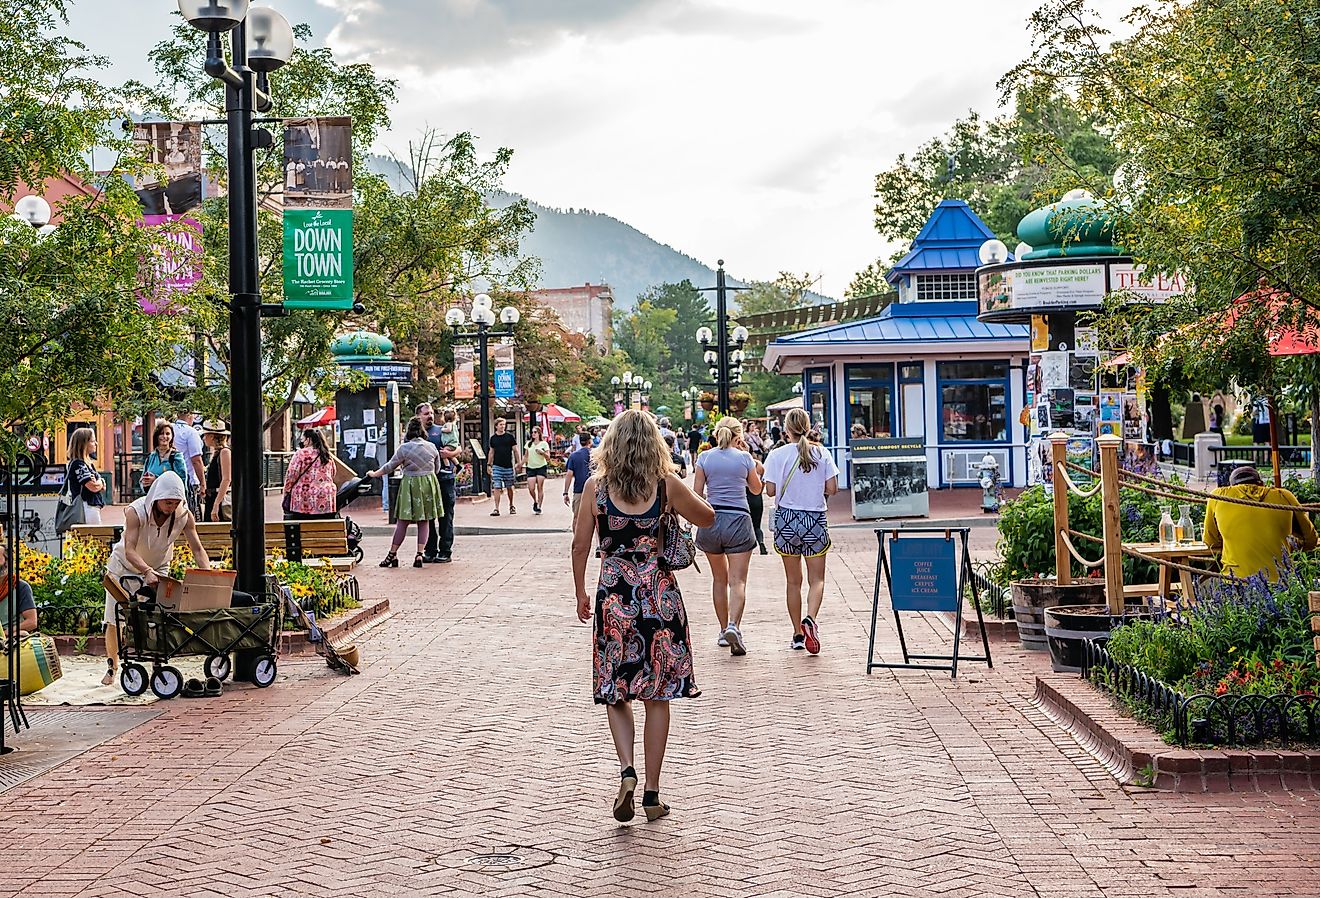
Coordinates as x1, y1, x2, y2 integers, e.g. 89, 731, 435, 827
938, 361, 1008, 443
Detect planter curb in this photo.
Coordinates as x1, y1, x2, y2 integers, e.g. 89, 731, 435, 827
1032, 673, 1320, 793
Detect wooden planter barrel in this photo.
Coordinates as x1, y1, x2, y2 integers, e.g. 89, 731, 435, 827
1043, 603, 1160, 673
1010, 581, 1105, 651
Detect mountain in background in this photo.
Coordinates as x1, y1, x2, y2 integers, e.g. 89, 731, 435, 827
361, 156, 833, 310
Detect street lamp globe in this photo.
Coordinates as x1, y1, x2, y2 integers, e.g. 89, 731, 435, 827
177, 0, 250, 32
731, 349, 745, 364
703, 350, 717, 365
36, 224, 57, 238
14, 195, 51, 227
471, 305, 496, 326
791, 381, 803, 395
500, 306, 520, 325
709, 367, 719, 379
623, 371, 633, 384
611, 376, 621, 386
643, 380, 652, 391
245, 7, 295, 72
695, 326, 713, 345
445, 308, 466, 327
978, 239, 1008, 266
472, 292, 492, 310
732, 325, 749, 344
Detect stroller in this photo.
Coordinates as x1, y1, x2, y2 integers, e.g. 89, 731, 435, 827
336, 476, 371, 563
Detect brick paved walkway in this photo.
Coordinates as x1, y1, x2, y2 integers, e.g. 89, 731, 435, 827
2, 528, 1319, 897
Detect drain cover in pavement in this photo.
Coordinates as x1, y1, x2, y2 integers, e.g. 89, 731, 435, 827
445, 847, 556, 873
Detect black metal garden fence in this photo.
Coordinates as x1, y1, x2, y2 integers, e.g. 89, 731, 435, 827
1081, 639, 1320, 747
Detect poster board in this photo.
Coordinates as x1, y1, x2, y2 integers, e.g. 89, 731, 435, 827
849, 438, 929, 520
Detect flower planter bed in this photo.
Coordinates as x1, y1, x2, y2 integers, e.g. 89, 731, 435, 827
1082, 639, 1320, 747
1045, 603, 1162, 673
1034, 672, 1320, 792
1011, 580, 1105, 651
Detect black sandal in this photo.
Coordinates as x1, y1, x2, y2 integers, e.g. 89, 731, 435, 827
414, 553, 424, 568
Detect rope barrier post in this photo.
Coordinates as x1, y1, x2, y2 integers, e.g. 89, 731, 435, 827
1050, 432, 1072, 586
1268, 395, 1282, 489
1098, 434, 1125, 615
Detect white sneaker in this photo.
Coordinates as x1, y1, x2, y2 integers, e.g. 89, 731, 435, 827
724, 625, 747, 656
716, 630, 729, 648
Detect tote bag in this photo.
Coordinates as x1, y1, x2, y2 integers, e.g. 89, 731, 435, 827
54, 466, 87, 535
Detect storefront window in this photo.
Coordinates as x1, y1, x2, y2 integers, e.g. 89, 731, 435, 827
938, 361, 1008, 443
848, 387, 894, 438
804, 367, 831, 446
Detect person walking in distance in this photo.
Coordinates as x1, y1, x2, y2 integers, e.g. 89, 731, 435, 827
282, 429, 337, 519
201, 421, 232, 522
524, 425, 551, 514
487, 418, 521, 516
763, 408, 838, 654
140, 422, 188, 493
745, 420, 769, 555
570, 410, 714, 823
692, 417, 762, 656
366, 416, 443, 568
173, 411, 207, 517
563, 432, 593, 527
419, 404, 460, 563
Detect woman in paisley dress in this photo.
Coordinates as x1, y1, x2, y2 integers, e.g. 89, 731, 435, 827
571, 409, 714, 823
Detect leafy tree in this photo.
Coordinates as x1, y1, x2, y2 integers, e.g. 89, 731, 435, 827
1007, 0, 1320, 460
0, 1, 189, 458
640, 280, 711, 390
735, 272, 819, 317
846, 262, 890, 299
855, 93, 1119, 283
612, 301, 677, 379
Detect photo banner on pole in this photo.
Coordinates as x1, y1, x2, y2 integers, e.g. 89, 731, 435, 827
282, 116, 354, 310
138, 214, 202, 314
494, 344, 515, 399
132, 122, 203, 215
454, 346, 475, 400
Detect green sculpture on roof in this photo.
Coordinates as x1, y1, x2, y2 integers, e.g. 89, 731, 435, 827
1016, 189, 1123, 260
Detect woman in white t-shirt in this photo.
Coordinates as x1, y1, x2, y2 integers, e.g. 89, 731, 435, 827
762, 407, 838, 654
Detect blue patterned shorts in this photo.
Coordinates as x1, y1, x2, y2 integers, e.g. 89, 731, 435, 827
491, 465, 516, 489
773, 507, 831, 557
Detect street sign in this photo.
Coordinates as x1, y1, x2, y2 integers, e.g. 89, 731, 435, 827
283, 209, 354, 308
888, 534, 958, 612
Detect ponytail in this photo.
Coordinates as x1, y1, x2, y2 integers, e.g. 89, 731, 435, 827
783, 407, 818, 473
712, 417, 743, 450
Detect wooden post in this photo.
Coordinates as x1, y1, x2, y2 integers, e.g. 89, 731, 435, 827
1098, 434, 1124, 615
1050, 432, 1072, 585
1267, 395, 1282, 488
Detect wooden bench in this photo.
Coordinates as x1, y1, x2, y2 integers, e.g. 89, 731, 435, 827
67, 519, 356, 570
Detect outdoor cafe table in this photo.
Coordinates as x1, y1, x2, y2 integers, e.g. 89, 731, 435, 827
1125, 541, 1215, 602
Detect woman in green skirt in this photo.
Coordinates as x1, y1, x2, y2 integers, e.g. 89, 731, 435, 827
367, 416, 443, 568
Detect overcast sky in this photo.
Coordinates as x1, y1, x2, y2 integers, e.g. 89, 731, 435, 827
66, 0, 1130, 298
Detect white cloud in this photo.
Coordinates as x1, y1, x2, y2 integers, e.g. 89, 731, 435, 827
67, 0, 1136, 297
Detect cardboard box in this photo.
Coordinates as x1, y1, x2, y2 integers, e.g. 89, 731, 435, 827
159, 569, 237, 612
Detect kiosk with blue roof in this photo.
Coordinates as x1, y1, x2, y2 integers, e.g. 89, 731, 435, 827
763, 201, 1031, 495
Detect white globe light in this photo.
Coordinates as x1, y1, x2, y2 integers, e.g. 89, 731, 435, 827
611, 376, 621, 386
500, 306, 520, 325
732, 325, 749, 343
472, 306, 496, 326
1063, 188, 1094, 202
177, 0, 250, 32
14, 195, 51, 227
643, 381, 652, 391
245, 7, 296, 73
709, 367, 719, 378
695, 326, 713, 344
623, 371, 633, 383
445, 308, 466, 327
704, 350, 717, 364
978, 239, 1008, 266
472, 293, 492, 310
792, 381, 803, 394
1014, 242, 1032, 259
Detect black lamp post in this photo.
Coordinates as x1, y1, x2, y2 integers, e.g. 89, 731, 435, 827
610, 371, 651, 411
177, 0, 294, 598
696, 261, 749, 412
447, 293, 520, 497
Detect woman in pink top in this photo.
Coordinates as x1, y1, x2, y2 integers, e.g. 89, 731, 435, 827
283, 430, 337, 518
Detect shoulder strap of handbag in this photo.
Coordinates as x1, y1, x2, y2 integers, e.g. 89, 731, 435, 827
781, 454, 802, 494
655, 478, 669, 559
287, 454, 314, 491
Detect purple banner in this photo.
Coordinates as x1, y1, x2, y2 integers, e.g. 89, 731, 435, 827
139, 214, 201, 314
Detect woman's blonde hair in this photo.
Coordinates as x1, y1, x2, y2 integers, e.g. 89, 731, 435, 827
67, 427, 95, 462
593, 409, 674, 505
712, 416, 743, 450
783, 407, 818, 473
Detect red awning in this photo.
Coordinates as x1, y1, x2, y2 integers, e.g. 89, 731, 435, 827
296, 405, 336, 429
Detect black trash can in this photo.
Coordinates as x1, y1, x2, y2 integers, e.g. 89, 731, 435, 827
1217, 459, 1254, 487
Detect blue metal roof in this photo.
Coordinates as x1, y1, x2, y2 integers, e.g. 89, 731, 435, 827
772, 301, 1028, 346
886, 199, 1006, 284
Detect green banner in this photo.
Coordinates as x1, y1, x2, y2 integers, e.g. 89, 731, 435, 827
283, 209, 354, 309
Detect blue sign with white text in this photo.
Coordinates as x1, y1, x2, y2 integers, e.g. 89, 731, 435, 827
494, 367, 515, 399
889, 536, 959, 612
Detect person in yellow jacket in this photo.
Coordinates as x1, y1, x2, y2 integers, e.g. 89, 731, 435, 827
1203, 465, 1318, 581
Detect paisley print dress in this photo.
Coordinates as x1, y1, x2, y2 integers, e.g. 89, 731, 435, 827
592, 482, 700, 705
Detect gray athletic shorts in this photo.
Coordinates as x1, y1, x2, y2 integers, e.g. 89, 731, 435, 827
696, 508, 757, 555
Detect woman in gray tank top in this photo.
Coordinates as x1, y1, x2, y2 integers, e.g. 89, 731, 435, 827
693, 417, 763, 656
